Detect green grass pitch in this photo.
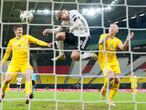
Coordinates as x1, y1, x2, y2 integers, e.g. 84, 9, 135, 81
1, 90, 146, 110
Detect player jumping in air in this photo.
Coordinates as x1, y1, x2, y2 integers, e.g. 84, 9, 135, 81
43, 9, 97, 61
98, 23, 134, 106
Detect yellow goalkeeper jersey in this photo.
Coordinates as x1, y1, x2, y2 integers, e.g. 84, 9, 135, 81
2, 34, 48, 64
98, 33, 122, 63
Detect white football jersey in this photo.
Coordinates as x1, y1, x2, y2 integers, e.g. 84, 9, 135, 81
17, 77, 22, 85
61, 10, 90, 37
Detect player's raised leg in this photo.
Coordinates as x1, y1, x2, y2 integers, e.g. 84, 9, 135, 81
100, 77, 108, 99
101, 66, 114, 99
0, 64, 18, 101
52, 32, 66, 61
108, 76, 120, 106
71, 50, 80, 61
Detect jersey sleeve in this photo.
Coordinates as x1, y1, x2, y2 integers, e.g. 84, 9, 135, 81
1, 40, 12, 65
28, 35, 48, 46
99, 34, 105, 40
99, 34, 108, 42
70, 10, 80, 22
117, 38, 122, 46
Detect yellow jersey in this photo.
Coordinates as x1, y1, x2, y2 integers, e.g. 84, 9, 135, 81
98, 33, 122, 63
2, 35, 48, 64
130, 76, 138, 88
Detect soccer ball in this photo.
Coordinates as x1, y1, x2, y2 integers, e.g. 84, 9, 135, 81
20, 10, 33, 22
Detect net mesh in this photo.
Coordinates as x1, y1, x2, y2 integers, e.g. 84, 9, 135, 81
0, 0, 146, 110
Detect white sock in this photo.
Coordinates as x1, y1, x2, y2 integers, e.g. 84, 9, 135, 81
81, 52, 92, 59
56, 41, 64, 55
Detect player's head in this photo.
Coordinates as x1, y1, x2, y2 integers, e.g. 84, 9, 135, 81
109, 23, 119, 35
56, 10, 69, 21
13, 25, 23, 37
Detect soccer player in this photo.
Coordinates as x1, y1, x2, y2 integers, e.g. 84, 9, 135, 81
130, 75, 138, 94
43, 9, 97, 61
16, 74, 23, 91
31, 74, 37, 97
0, 25, 51, 104
98, 23, 134, 106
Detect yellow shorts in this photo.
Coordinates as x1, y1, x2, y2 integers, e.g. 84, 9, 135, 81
100, 61, 121, 76
6, 62, 33, 79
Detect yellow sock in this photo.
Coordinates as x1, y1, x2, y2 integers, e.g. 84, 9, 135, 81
103, 77, 108, 88
109, 82, 119, 100
6, 84, 10, 91
2, 82, 9, 93
25, 81, 32, 95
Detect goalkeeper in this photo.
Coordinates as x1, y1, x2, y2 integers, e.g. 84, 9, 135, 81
0, 25, 51, 104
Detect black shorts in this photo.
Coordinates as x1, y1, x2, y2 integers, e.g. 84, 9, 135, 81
17, 84, 21, 88
64, 32, 90, 50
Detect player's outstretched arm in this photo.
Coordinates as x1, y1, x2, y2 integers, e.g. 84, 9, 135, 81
42, 26, 63, 36
118, 32, 134, 50
1, 41, 12, 65
29, 35, 51, 47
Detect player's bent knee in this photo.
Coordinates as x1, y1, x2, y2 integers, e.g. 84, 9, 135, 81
56, 32, 65, 41
71, 55, 80, 61
114, 77, 120, 83
71, 51, 80, 61
4, 80, 11, 85
71, 56, 80, 61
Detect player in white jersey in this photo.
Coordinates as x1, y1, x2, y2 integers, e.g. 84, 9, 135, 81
43, 9, 97, 61
16, 74, 22, 91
